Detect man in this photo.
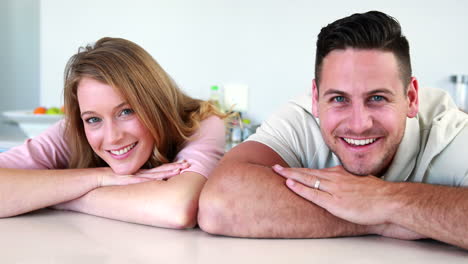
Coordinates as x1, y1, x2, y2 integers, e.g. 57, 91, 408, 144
198, 11, 468, 249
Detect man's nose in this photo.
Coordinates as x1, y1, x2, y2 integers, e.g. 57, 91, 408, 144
347, 103, 373, 134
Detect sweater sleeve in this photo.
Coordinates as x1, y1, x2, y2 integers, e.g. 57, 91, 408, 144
0, 120, 70, 169
174, 116, 225, 178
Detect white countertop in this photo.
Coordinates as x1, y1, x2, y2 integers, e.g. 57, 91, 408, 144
1, 209, 466, 263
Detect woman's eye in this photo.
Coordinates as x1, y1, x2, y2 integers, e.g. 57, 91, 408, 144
120, 108, 134, 116
333, 96, 346, 103
85, 117, 101, 124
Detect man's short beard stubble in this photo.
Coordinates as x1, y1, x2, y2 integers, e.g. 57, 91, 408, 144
324, 126, 404, 177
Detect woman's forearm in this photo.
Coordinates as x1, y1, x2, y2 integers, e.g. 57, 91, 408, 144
0, 168, 100, 217
0, 167, 152, 218
56, 172, 206, 229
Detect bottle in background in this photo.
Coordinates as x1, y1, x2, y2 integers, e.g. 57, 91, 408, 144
208, 85, 223, 112
241, 119, 253, 141
452, 75, 468, 111
230, 112, 243, 144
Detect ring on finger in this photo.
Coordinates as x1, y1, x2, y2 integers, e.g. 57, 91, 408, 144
314, 179, 321, 190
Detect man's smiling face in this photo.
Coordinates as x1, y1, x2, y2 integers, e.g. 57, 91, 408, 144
313, 48, 419, 176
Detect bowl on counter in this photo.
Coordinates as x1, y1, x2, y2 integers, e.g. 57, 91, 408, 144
2, 110, 64, 138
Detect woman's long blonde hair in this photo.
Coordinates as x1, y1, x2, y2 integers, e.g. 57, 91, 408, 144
64, 37, 223, 169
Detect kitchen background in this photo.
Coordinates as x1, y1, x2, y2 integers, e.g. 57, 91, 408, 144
1, 0, 468, 126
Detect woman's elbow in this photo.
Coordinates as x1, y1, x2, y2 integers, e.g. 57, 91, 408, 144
159, 197, 199, 229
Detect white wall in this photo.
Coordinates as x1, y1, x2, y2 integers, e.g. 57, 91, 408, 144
40, 0, 468, 123
0, 0, 39, 115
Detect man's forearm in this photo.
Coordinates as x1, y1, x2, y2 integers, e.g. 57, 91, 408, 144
390, 182, 468, 249
199, 159, 367, 238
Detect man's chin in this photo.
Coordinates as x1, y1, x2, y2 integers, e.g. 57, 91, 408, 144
341, 163, 376, 176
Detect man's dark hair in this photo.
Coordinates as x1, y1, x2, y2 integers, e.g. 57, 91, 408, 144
315, 11, 411, 89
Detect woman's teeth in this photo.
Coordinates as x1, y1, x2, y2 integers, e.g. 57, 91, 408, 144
110, 143, 136, 155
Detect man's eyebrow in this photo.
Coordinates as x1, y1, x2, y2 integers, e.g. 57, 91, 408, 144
322, 89, 349, 97
366, 88, 395, 96
322, 88, 396, 97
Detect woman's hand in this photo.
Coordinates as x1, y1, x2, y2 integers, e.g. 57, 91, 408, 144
96, 167, 154, 187
96, 161, 189, 187
134, 160, 191, 180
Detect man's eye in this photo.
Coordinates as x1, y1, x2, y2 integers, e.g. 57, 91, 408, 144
370, 95, 385, 102
333, 96, 346, 103
120, 108, 134, 116
85, 117, 101, 124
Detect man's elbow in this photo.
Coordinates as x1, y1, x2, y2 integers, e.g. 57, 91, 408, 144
197, 188, 235, 236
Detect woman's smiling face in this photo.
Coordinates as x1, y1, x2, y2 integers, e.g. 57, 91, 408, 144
77, 77, 155, 175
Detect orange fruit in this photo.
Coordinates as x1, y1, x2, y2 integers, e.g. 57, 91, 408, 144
60, 106, 65, 114
33, 106, 47, 114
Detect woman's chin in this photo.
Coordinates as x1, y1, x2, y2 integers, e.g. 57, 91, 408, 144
110, 165, 138, 176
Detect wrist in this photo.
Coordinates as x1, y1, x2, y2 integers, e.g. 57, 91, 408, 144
385, 182, 407, 224
91, 167, 113, 188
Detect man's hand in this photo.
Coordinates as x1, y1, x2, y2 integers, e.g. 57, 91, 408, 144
273, 165, 427, 240
370, 223, 425, 240
273, 165, 398, 226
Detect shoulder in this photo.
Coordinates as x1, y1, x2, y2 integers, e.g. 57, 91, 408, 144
251, 93, 319, 140
416, 87, 468, 186
417, 87, 459, 127
198, 115, 225, 132
175, 115, 225, 178
425, 122, 468, 186
190, 115, 225, 142
248, 94, 327, 168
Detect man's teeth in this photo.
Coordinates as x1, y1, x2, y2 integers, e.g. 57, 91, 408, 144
343, 138, 377, 146
110, 143, 136, 155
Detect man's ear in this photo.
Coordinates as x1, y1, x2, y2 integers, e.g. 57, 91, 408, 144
312, 79, 319, 117
407, 77, 419, 118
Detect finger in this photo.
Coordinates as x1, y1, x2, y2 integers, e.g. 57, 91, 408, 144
114, 175, 155, 186
135, 167, 181, 177
137, 162, 190, 174
273, 164, 333, 180
141, 162, 190, 173
285, 179, 332, 209
273, 164, 331, 192
137, 168, 182, 180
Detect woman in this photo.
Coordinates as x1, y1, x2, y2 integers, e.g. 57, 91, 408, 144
0, 37, 225, 228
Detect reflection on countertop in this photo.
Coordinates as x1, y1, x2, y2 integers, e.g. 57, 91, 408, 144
1, 209, 467, 264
